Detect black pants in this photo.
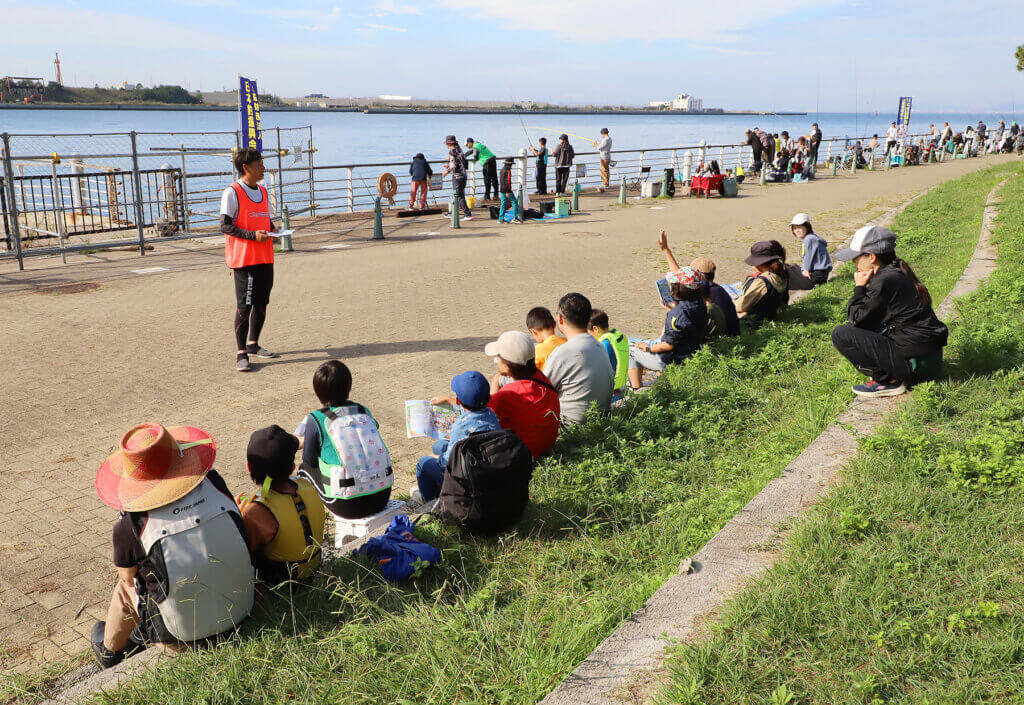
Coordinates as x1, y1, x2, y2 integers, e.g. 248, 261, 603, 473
809, 146, 819, 166
555, 167, 570, 194
233, 263, 273, 351
885, 140, 897, 156
832, 324, 913, 384
452, 175, 471, 217
481, 159, 498, 200
808, 270, 830, 286
535, 164, 547, 194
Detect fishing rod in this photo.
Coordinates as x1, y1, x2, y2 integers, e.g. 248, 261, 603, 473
525, 126, 597, 144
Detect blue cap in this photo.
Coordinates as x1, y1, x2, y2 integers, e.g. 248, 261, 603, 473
451, 371, 490, 409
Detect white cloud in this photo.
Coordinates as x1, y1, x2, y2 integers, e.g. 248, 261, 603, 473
375, 0, 422, 14
259, 6, 341, 21
365, 23, 408, 32
434, 0, 842, 43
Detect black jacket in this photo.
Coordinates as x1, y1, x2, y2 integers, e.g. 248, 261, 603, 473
409, 156, 433, 182
846, 263, 948, 356
499, 162, 514, 195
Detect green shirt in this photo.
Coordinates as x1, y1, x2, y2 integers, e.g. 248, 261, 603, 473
472, 143, 496, 163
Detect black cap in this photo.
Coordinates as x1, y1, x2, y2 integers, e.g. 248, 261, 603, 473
600, 128, 609, 134
744, 240, 786, 266
247, 425, 299, 477
445, 134, 456, 143
559, 133, 568, 140
466, 137, 475, 143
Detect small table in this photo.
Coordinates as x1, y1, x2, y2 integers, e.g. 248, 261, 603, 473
689, 174, 725, 198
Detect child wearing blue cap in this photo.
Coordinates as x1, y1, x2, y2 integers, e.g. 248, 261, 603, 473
412, 371, 500, 504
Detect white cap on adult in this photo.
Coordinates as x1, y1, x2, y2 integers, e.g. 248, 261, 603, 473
484, 331, 535, 364
790, 212, 811, 226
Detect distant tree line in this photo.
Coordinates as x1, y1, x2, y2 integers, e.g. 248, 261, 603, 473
40, 82, 201, 104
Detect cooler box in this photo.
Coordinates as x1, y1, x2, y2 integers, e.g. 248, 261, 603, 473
554, 197, 571, 216
641, 180, 664, 199
721, 177, 738, 197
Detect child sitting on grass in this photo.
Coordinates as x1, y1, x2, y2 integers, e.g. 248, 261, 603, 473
588, 309, 629, 392
412, 371, 500, 504
790, 213, 832, 286
660, 231, 740, 340
237, 425, 326, 585
733, 240, 790, 324
628, 252, 707, 390
296, 360, 394, 519
527, 306, 566, 372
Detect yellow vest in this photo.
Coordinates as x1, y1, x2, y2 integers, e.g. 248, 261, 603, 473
256, 478, 326, 580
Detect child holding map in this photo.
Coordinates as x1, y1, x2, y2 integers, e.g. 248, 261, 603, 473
411, 371, 500, 504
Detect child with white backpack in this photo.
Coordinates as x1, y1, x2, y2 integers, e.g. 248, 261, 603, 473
295, 360, 394, 519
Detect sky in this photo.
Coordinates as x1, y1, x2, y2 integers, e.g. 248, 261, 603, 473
0, 0, 1020, 112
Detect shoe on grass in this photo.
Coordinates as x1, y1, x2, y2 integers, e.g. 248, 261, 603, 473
852, 379, 906, 398
245, 345, 277, 359
236, 354, 252, 372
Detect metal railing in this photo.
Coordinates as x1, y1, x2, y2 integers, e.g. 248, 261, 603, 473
0, 127, 978, 270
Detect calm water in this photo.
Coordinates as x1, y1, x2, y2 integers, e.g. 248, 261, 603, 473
0, 109, 1016, 165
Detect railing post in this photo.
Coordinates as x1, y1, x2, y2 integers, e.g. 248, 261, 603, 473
682, 151, 693, 183
50, 158, 68, 264
129, 131, 146, 256
346, 167, 354, 213
70, 153, 84, 222
2, 133, 25, 270
698, 139, 707, 166
372, 197, 384, 239
279, 205, 294, 252
638, 150, 645, 182
469, 159, 477, 201
718, 145, 724, 165
275, 127, 285, 224
307, 134, 315, 216
670, 149, 678, 173
179, 144, 190, 232
617, 176, 627, 205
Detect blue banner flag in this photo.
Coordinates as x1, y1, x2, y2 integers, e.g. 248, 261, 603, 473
239, 75, 263, 152
896, 96, 913, 138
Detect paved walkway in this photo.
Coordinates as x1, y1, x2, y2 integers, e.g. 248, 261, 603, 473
0, 154, 1013, 674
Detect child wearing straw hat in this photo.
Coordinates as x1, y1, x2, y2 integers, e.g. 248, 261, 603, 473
91, 423, 254, 668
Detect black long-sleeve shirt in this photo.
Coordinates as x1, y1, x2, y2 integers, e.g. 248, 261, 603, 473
846, 263, 947, 356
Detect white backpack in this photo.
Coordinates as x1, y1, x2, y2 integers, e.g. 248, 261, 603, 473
311, 406, 393, 500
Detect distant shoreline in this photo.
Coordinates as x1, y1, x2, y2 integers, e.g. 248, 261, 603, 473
0, 103, 807, 116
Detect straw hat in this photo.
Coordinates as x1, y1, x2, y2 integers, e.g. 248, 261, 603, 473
95, 423, 216, 512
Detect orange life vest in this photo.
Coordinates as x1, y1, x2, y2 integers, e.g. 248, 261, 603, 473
225, 181, 274, 269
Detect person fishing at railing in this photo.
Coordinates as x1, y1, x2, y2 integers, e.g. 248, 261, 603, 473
552, 134, 574, 195
591, 128, 612, 193
221, 147, 279, 373
465, 138, 498, 202
530, 137, 549, 195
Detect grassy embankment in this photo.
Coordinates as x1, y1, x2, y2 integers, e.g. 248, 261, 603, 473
2, 162, 1016, 705
661, 169, 1024, 704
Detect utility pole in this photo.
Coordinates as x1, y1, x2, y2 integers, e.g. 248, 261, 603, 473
54, 52, 63, 86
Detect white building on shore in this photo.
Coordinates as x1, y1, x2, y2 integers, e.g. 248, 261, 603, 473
671, 93, 703, 112
649, 100, 671, 109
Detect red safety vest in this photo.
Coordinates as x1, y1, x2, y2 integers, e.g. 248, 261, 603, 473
225, 182, 274, 269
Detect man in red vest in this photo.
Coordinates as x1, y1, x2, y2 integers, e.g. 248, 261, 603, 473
220, 148, 277, 372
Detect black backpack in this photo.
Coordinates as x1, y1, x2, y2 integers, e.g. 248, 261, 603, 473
436, 430, 534, 534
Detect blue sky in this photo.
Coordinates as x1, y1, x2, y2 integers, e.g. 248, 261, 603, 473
0, 0, 1020, 112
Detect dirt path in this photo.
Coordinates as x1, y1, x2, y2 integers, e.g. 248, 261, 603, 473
0, 154, 1014, 672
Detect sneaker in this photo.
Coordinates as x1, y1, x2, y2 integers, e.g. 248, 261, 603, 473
463, 215, 473, 221
409, 487, 425, 505
236, 354, 252, 372
245, 345, 278, 359
852, 379, 906, 398
91, 621, 145, 669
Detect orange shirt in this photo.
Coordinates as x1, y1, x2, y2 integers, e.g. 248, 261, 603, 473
534, 334, 567, 371
225, 181, 274, 269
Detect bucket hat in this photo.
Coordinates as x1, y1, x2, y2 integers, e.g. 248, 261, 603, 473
665, 266, 705, 289
744, 240, 786, 266
95, 423, 216, 512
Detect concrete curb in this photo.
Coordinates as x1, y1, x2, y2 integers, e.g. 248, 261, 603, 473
538, 177, 1011, 705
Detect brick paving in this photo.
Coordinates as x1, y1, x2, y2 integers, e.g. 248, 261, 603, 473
0, 156, 1011, 676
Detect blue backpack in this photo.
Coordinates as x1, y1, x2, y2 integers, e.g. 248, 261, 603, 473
354, 516, 441, 582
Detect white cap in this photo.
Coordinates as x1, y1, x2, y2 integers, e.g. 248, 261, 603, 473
484, 331, 535, 365
790, 212, 811, 226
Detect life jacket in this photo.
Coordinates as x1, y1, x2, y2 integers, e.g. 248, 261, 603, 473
138, 478, 254, 642
599, 329, 629, 390
743, 274, 789, 321
224, 181, 274, 269
310, 406, 394, 501
253, 477, 325, 581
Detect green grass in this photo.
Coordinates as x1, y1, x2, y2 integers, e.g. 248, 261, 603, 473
3, 163, 1015, 705
659, 169, 1024, 704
